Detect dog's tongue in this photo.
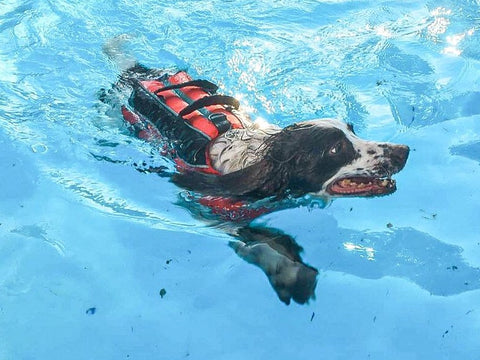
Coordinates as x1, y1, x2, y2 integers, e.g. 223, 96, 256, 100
329, 177, 396, 196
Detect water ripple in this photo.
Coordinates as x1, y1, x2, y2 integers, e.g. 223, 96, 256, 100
44, 165, 225, 239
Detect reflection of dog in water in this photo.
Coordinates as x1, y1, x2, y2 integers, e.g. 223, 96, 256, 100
102, 37, 409, 304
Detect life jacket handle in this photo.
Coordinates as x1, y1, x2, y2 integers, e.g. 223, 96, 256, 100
178, 94, 240, 118
154, 79, 218, 95
178, 95, 240, 134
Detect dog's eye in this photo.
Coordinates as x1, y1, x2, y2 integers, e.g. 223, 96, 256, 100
329, 142, 342, 155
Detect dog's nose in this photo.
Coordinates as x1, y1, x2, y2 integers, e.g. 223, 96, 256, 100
390, 144, 410, 170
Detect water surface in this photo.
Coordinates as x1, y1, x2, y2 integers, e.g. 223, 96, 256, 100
1, 0, 480, 359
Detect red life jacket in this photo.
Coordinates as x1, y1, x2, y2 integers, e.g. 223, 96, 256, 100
121, 71, 244, 174
121, 71, 270, 221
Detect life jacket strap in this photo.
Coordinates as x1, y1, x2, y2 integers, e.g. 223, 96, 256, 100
178, 95, 240, 134
153, 79, 218, 95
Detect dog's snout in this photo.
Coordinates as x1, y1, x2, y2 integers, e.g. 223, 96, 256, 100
389, 144, 410, 170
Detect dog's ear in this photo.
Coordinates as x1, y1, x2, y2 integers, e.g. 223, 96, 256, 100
172, 159, 289, 198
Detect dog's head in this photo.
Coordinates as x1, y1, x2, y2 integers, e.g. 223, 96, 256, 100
268, 119, 410, 198
173, 119, 409, 200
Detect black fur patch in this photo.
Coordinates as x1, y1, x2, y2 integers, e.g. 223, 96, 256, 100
173, 123, 359, 199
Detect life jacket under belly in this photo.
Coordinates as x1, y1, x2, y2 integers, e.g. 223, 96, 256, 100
121, 70, 270, 221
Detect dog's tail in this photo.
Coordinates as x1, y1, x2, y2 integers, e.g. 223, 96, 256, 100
103, 34, 137, 72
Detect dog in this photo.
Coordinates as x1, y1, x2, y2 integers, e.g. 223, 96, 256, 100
101, 37, 409, 304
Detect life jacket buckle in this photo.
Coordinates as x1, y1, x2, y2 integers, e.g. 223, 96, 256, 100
208, 112, 231, 134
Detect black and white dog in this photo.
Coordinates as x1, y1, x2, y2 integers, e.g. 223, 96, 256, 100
177, 118, 409, 200
102, 37, 409, 305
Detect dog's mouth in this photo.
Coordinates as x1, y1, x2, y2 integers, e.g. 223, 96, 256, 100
327, 176, 396, 197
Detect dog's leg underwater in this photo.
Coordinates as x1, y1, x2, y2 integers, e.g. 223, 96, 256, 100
103, 34, 137, 72
230, 225, 318, 305
103, 35, 189, 78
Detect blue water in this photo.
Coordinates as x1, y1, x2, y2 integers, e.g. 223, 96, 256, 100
1, 0, 480, 358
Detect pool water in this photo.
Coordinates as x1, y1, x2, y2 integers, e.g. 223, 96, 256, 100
1, 0, 480, 359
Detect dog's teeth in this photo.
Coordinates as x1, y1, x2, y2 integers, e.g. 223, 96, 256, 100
381, 180, 389, 186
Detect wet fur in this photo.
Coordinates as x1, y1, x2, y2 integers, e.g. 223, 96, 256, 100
174, 124, 359, 199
